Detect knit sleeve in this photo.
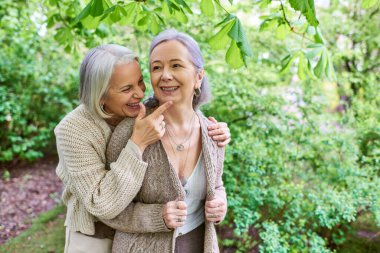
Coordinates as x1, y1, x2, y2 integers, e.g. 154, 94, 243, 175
215, 146, 227, 202
100, 202, 172, 233
55, 117, 148, 220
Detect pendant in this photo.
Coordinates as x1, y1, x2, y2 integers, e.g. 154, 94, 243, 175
176, 144, 184, 151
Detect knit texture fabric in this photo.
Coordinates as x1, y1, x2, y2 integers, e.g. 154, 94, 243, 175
55, 104, 148, 235
103, 110, 226, 253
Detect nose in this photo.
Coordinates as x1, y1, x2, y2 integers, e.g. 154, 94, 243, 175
133, 87, 145, 99
161, 67, 173, 82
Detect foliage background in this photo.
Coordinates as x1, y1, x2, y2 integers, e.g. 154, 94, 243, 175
0, 0, 379, 252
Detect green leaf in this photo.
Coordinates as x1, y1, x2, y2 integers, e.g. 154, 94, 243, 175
162, 0, 172, 17
305, 58, 316, 79
209, 18, 235, 50
362, 0, 379, 8
289, 0, 319, 27
110, 6, 122, 22
305, 48, 323, 59
49, 0, 58, 6
136, 14, 150, 31
72, 1, 92, 25
90, 0, 104, 17
259, 18, 278, 32
314, 49, 327, 78
201, 0, 215, 17
280, 54, 296, 74
258, 0, 271, 8
174, 8, 188, 23
325, 52, 336, 80
174, 0, 193, 14
275, 23, 288, 40
228, 17, 253, 56
298, 52, 307, 80
215, 14, 235, 27
120, 2, 137, 25
81, 14, 101, 29
54, 28, 72, 44
150, 15, 160, 34
314, 26, 326, 44
226, 40, 244, 69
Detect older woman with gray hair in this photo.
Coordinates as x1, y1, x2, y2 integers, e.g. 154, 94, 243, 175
102, 29, 227, 253
55, 40, 230, 252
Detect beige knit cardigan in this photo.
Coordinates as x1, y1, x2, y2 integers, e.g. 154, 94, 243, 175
54, 104, 148, 235
103, 110, 226, 253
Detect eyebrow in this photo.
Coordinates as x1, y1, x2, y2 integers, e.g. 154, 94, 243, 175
151, 58, 185, 64
118, 76, 144, 89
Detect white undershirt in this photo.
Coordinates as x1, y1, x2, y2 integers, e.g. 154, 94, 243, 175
177, 153, 206, 236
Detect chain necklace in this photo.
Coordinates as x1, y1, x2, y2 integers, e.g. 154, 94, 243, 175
166, 113, 196, 151
166, 124, 193, 187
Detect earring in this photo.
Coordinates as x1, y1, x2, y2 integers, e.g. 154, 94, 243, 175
194, 88, 201, 97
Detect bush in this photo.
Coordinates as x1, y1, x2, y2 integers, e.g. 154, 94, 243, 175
0, 1, 78, 162
203, 66, 380, 252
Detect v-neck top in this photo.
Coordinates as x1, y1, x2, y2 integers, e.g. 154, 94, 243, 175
177, 152, 206, 236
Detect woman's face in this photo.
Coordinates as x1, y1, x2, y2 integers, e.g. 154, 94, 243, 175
102, 60, 146, 119
150, 40, 203, 106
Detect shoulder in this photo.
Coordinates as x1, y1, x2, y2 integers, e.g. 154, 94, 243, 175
196, 110, 222, 149
196, 110, 213, 129
55, 104, 108, 138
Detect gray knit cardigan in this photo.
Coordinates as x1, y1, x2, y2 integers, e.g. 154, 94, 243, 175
103, 110, 226, 253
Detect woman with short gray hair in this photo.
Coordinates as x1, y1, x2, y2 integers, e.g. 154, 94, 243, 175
55, 42, 230, 253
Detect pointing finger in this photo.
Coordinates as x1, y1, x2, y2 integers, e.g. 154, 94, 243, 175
151, 101, 173, 118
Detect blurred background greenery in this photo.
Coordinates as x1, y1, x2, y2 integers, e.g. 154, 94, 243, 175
0, 0, 379, 252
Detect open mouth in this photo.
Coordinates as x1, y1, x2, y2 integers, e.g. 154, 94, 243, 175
160, 86, 179, 92
127, 102, 140, 109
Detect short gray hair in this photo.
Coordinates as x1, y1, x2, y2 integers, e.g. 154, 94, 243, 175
79, 44, 137, 118
148, 29, 211, 109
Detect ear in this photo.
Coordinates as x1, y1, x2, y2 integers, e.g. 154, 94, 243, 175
195, 69, 205, 89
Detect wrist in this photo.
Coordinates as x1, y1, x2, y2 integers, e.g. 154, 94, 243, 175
130, 136, 146, 153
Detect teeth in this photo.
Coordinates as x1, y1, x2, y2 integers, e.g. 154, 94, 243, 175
128, 103, 139, 106
161, 87, 178, 91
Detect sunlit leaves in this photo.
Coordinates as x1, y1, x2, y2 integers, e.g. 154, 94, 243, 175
280, 44, 335, 80
289, 0, 319, 27
209, 18, 234, 50
209, 15, 252, 68
362, 0, 380, 9
200, 0, 215, 17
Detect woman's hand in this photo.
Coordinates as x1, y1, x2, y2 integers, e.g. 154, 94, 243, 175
207, 117, 231, 147
205, 198, 227, 223
162, 201, 187, 229
131, 101, 172, 152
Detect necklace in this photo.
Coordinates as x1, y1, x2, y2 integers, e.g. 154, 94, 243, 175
166, 113, 196, 151
166, 122, 193, 187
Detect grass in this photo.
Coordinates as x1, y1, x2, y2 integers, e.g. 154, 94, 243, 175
0, 205, 378, 253
0, 204, 65, 253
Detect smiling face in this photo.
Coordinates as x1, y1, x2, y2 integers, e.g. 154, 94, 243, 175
150, 40, 204, 107
102, 60, 146, 120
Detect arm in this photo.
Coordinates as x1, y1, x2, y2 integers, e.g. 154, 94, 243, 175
55, 119, 147, 220
100, 202, 172, 233
205, 146, 227, 224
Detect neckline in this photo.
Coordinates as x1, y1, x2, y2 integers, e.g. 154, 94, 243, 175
183, 152, 203, 186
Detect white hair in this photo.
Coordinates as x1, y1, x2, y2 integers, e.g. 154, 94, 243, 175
79, 44, 137, 118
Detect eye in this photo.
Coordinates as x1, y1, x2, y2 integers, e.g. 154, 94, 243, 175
152, 65, 161, 71
172, 63, 181, 68
121, 86, 132, 93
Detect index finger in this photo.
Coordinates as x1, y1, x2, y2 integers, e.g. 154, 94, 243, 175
151, 101, 173, 117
